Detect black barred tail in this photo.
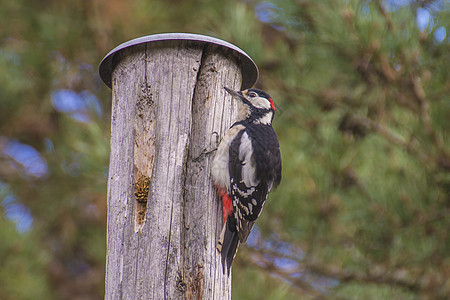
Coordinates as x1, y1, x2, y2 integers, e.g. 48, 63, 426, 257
217, 217, 240, 275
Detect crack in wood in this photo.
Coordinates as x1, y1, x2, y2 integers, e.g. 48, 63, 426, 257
178, 44, 239, 299
178, 43, 207, 300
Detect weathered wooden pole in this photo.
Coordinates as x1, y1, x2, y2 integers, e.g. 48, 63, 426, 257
99, 33, 258, 299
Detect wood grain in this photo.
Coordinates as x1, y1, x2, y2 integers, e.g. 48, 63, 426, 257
105, 41, 242, 299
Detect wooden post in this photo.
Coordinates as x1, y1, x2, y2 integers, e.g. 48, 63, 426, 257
99, 33, 258, 300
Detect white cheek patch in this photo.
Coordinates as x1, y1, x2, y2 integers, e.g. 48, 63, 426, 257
239, 132, 258, 187
251, 97, 272, 110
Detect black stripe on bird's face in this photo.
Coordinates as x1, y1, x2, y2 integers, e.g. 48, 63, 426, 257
244, 89, 275, 111
224, 87, 275, 125
224, 87, 275, 111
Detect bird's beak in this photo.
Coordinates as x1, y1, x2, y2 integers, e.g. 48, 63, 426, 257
224, 87, 242, 98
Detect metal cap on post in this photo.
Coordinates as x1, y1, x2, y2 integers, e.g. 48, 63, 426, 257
99, 33, 258, 90
100, 33, 258, 300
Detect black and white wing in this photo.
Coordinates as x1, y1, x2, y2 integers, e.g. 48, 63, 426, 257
229, 129, 270, 243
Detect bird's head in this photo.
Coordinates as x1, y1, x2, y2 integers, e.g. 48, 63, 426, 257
224, 87, 275, 125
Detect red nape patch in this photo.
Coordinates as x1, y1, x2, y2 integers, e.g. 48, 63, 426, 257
269, 98, 275, 111
222, 193, 233, 224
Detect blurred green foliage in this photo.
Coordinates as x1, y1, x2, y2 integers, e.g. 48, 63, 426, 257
0, 0, 448, 299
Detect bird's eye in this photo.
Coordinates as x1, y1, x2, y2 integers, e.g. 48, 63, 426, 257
248, 92, 257, 98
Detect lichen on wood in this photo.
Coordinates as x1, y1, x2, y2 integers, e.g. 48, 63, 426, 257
134, 173, 151, 227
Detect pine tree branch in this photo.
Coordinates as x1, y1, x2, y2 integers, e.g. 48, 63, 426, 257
243, 250, 350, 300
247, 246, 448, 298
410, 75, 446, 156
359, 117, 432, 164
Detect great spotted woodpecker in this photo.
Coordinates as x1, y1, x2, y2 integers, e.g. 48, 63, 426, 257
211, 87, 282, 274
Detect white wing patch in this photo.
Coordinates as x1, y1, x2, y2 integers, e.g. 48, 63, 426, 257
251, 96, 272, 110
238, 132, 258, 187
